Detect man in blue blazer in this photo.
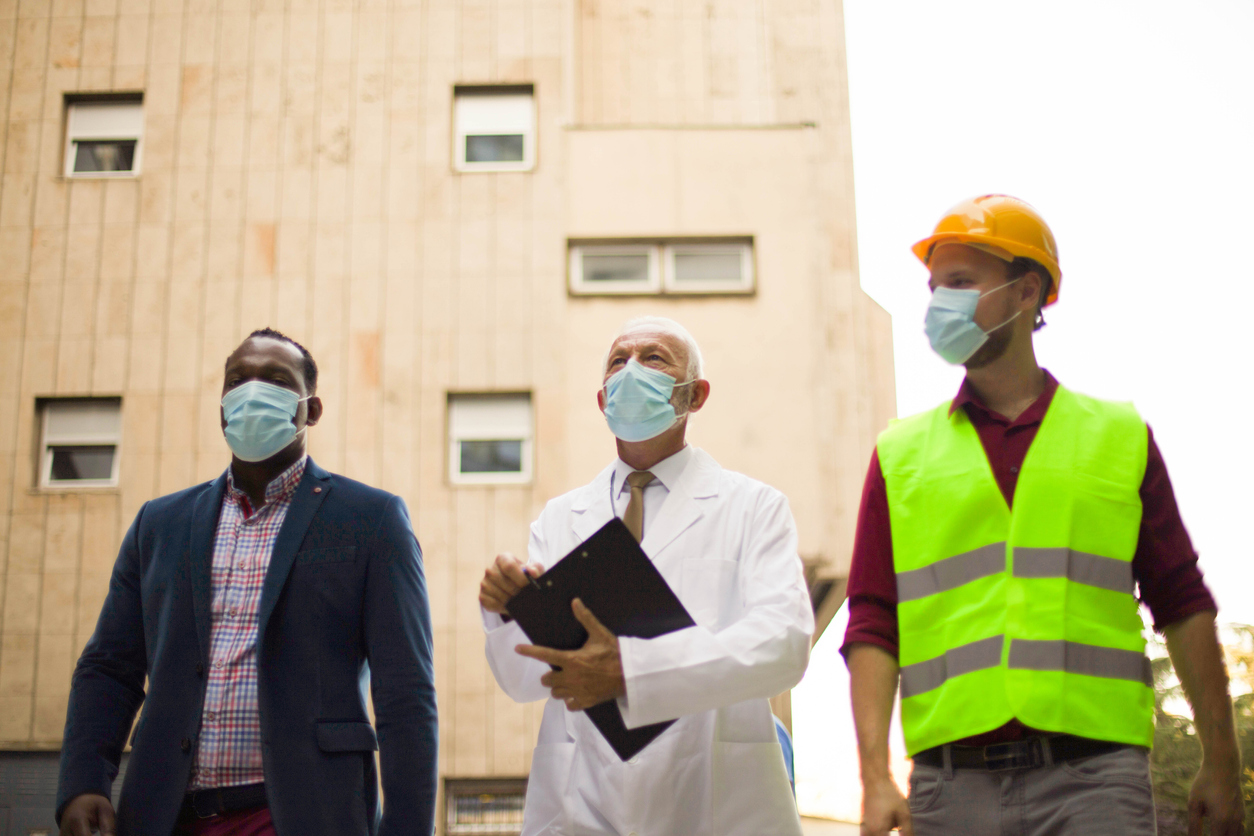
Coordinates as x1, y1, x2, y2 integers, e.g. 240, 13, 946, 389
57, 329, 438, 836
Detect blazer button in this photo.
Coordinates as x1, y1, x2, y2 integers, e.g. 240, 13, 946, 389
195, 663, 204, 676
181, 738, 191, 752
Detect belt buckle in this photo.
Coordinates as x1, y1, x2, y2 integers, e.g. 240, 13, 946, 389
983, 738, 1044, 771
192, 789, 221, 819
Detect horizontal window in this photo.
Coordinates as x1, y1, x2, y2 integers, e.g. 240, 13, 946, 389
39, 398, 122, 488
448, 393, 533, 485
446, 777, 527, 835
569, 240, 754, 295
459, 439, 523, 474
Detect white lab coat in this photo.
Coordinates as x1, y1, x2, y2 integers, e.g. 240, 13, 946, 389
484, 447, 814, 836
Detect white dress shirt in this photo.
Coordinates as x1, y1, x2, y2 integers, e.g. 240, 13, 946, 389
609, 445, 693, 538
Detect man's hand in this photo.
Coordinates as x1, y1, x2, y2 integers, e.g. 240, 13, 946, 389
60, 793, 116, 836
861, 776, 913, 836
1188, 756, 1245, 836
515, 599, 625, 711
1164, 611, 1245, 836
479, 552, 545, 616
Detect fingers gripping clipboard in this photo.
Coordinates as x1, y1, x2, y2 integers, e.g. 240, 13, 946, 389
505, 518, 695, 761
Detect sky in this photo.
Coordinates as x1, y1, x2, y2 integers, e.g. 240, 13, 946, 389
793, 1, 1254, 822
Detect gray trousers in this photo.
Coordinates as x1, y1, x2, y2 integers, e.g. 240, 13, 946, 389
908, 745, 1156, 836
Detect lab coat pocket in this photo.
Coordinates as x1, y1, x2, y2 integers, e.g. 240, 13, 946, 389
680, 558, 738, 630
522, 742, 576, 835
713, 741, 802, 836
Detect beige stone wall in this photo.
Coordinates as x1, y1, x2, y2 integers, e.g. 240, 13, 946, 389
0, 0, 893, 811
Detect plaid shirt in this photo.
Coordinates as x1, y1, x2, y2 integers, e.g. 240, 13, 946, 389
189, 456, 307, 791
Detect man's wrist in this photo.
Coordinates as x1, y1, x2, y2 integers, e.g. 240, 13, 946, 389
1200, 743, 1241, 772
860, 767, 896, 788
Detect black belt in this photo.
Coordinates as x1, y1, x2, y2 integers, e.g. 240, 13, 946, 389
180, 782, 268, 819
913, 734, 1127, 772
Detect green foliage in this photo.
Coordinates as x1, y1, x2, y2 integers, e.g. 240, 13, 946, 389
1150, 625, 1254, 834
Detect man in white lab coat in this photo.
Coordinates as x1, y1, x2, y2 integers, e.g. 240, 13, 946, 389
479, 316, 814, 836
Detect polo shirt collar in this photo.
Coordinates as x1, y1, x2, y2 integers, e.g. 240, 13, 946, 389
949, 370, 1060, 427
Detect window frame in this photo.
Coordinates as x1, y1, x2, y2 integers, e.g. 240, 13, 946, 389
63, 94, 145, 179
663, 241, 756, 294
568, 238, 755, 297
38, 397, 122, 489
567, 243, 662, 295
447, 392, 534, 486
444, 777, 528, 836
452, 84, 536, 174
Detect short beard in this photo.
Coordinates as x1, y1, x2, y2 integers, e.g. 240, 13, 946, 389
964, 323, 1014, 369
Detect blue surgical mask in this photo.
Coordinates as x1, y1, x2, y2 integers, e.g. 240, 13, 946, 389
221, 381, 309, 462
924, 280, 1022, 365
603, 359, 694, 443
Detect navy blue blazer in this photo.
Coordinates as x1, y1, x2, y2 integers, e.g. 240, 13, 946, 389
57, 458, 438, 836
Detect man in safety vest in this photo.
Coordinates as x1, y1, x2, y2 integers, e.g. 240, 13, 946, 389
844, 195, 1244, 835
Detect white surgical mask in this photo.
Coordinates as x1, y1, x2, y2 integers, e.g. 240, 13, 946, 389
924, 279, 1022, 365
602, 359, 694, 443
221, 381, 309, 462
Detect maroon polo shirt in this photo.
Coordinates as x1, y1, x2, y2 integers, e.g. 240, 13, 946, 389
841, 371, 1216, 747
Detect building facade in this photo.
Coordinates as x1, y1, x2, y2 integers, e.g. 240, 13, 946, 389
0, 0, 894, 830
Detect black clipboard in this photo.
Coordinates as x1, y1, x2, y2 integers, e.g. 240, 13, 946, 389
506, 517, 695, 761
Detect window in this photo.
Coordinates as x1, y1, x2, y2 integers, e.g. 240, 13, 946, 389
567, 244, 660, 294
445, 778, 527, 836
64, 97, 144, 177
569, 240, 754, 295
39, 398, 121, 488
453, 86, 535, 173
447, 393, 533, 485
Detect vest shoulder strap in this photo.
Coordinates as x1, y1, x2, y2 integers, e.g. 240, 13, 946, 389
877, 400, 951, 474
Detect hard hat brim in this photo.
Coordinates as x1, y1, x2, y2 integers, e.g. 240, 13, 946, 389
912, 233, 1062, 306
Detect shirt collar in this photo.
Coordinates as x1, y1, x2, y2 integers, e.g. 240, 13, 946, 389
613, 445, 694, 495
226, 455, 308, 508
949, 370, 1060, 427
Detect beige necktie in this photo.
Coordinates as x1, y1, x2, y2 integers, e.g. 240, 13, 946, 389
622, 470, 655, 543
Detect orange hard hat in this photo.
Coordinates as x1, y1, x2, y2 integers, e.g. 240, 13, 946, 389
912, 194, 1062, 306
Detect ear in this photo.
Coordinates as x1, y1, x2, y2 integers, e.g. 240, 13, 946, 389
1017, 270, 1044, 311
304, 396, 323, 428
687, 380, 711, 413
220, 405, 227, 432
597, 388, 606, 414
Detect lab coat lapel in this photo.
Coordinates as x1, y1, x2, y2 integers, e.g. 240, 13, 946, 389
257, 458, 331, 644
639, 448, 720, 559
570, 462, 617, 544
188, 472, 228, 661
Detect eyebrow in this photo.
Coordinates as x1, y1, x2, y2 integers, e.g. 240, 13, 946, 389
929, 269, 973, 286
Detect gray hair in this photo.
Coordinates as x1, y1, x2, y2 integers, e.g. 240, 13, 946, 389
603, 315, 705, 381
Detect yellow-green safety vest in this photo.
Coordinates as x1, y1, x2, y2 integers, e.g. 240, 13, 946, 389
877, 385, 1153, 756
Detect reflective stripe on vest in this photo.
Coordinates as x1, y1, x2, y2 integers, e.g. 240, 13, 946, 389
901, 636, 1153, 699
878, 385, 1153, 755
896, 543, 1135, 602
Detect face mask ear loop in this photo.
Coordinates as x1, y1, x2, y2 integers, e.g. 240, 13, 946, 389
977, 277, 1026, 336
978, 276, 1022, 301
984, 308, 1023, 336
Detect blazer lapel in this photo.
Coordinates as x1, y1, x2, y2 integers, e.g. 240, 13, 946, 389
257, 458, 331, 644
189, 473, 228, 661
571, 463, 617, 544
639, 448, 720, 558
